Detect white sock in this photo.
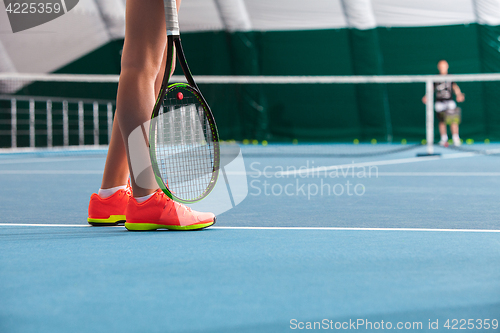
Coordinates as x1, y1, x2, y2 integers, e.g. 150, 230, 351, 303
98, 185, 127, 199
452, 134, 460, 141
135, 193, 155, 203
441, 134, 448, 142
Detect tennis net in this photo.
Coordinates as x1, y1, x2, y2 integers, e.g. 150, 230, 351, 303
1, 72, 500, 157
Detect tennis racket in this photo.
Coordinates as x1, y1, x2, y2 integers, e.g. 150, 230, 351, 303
149, 0, 220, 204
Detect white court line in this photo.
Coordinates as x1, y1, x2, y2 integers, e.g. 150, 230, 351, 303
0, 146, 108, 155
0, 151, 488, 173
225, 171, 500, 177
0, 170, 102, 174
212, 226, 500, 233
0, 157, 103, 165
277, 152, 478, 177
0, 171, 498, 176
0, 223, 498, 233
0, 223, 92, 227
377, 172, 500, 177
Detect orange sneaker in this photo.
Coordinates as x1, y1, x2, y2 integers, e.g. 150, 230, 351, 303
87, 185, 131, 226
124, 189, 216, 231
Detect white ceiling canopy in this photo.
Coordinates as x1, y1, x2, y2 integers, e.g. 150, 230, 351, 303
2, 0, 500, 74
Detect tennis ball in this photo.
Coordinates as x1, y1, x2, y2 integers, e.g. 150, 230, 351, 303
401, 139, 407, 145
466, 139, 474, 145
371, 139, 377, 144
242, 139, 249, 145
252, 140, 258, 145
292, 139, 298, 145
353, 139, 359, 144
262, 140, 268, 146
485, 139, 490, 144
177, 92, 183, 100
421, 139, 427, 145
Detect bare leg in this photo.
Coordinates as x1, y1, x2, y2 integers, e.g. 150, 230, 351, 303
100, 0, 180, 195
116, 0, 167, 197
155, 45, 171, 95
101, 119, 129, 189
100, 43, 169, 190
439, 122, 447, 136
450, 123, 459, 136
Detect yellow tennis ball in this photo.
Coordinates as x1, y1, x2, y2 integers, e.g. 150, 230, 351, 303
353, 139, 359, 144
252, 140, 258, 145
262, 140, 268, 146
242, 139, 249, 145
485, 139, 490, 144
371, 139, 377, 145
292, 139, 298, 145
421, 139, 427, 145
401, 139, 407, 145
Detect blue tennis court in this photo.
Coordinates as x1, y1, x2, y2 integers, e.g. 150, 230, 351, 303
0, 144, 499, 333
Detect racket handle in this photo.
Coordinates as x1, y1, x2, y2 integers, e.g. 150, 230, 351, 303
164, 0, 180, 36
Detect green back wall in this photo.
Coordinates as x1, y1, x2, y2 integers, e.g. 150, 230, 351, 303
6, 23, 500, 147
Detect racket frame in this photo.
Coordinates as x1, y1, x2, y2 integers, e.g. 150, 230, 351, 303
149, 2, 220, 204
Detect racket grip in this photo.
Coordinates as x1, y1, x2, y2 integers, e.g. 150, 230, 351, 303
164, 0, 180, 36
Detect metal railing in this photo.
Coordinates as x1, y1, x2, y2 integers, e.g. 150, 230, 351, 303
1, 95, 114, 148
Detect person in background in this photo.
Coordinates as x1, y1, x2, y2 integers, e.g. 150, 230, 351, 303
422, 60, 465, 147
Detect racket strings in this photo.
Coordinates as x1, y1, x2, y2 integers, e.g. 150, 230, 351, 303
154, 89, 215, 200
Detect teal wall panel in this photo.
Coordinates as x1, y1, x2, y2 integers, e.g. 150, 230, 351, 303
6, 25, 500, 147
348, 28, 392, 142
258, 29, 353, 75
477, 24, 500, 141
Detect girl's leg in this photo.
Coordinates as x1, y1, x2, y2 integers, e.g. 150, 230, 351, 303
155, 44, 171, 95
100, 118, 129, 189
100, 0, 180, 196
89, 0, 215, 230
99, 42, 170, 190
88, 30, 176, 225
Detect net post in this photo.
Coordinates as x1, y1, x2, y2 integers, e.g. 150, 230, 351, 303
107, 102, 113, 144
425, 80, 434, 154
417, 79, 440, 157
29, 99, 35, 148
93, 101, 99, 146
11, 98, 17, 148
63, 100, 69, 146
47, 100, 53, 148
78, 101, 84, 145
